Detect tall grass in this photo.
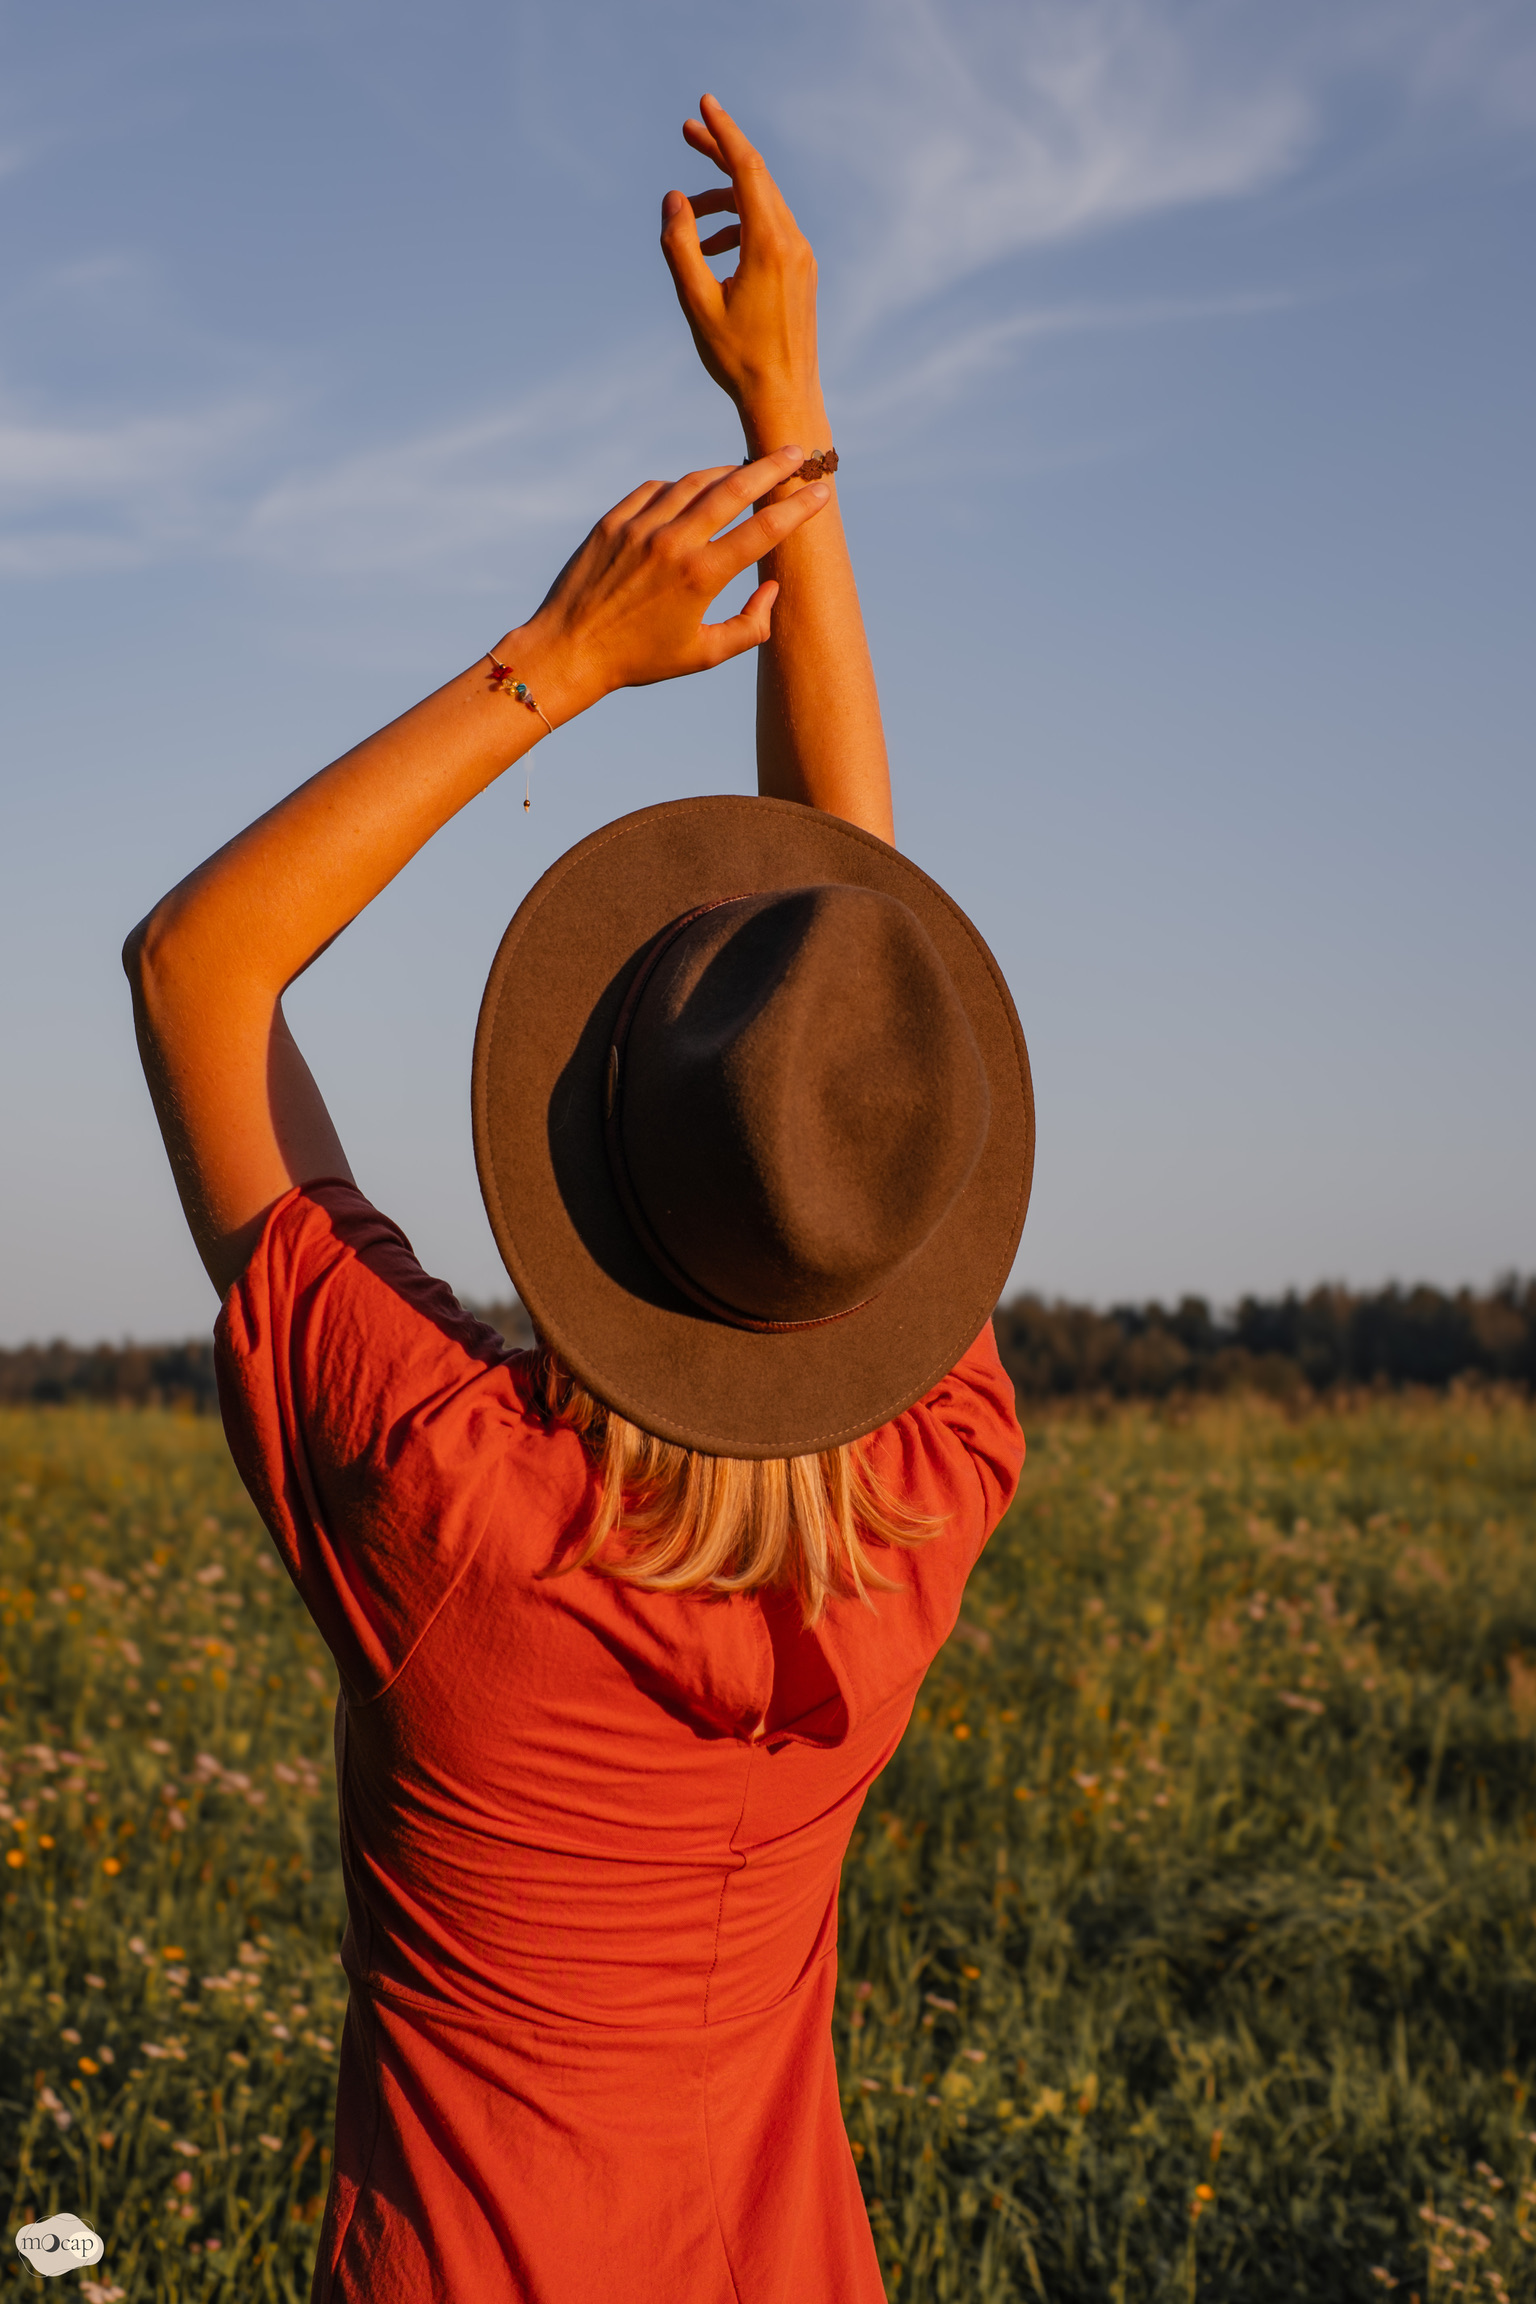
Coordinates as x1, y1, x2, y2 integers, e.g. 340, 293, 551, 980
1, 1412, 344, 2300
836, 1390, 1536, 2301
2, 1391, 1534, 2300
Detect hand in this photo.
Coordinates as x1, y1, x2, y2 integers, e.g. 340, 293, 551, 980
508, 447, 829, 719
660, 94, 821, 438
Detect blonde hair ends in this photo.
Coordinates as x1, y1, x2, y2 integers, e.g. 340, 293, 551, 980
534, 1352, 939, 1624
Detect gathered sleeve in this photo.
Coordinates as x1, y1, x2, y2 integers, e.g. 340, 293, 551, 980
214, 1181, 594, 1704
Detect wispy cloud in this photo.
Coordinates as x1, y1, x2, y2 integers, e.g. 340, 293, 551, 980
0, 394, 280, 576
841, 289, 1299, 437
3, 0, 1533, 585
794, 0, 1314, 336
784, 0, 1536, 341
236, 352, 693, 580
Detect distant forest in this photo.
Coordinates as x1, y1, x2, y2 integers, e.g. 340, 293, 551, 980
1, 1278, 1530, 1414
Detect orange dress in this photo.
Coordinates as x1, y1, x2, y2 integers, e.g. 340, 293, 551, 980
216, 1183, 1024, 2304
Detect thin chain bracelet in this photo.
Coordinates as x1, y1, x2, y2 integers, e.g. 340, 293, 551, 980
485, 651, 554, 811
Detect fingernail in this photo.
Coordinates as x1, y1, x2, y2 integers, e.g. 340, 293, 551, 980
807, 482, 829, 499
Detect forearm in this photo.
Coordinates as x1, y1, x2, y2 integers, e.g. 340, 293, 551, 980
661, 100, 894, 845
131, 632, 566, 1011
744, 392, 893, 844
125, 627, 570, 1284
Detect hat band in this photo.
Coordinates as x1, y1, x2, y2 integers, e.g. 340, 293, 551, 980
603, 898, 880, 1338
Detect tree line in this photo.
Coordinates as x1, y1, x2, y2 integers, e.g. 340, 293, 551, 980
1, 1278, 1530, 1414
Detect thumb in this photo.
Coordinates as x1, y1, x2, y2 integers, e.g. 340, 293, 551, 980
660, 189, 724, 322
696, 579, 778, 669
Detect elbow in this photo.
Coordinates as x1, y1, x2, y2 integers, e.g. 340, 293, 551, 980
121, 897, 186, 1011
121, 914, 149, 988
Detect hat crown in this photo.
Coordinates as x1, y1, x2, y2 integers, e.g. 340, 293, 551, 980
618, 885, 991, 1326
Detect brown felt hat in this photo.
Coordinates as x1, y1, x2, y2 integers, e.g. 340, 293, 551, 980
472, 796, 1033, 1458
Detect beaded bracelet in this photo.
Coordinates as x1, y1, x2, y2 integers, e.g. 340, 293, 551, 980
486, 652, 555, 734
485, 651, 554, 811
742, 448, 839, 483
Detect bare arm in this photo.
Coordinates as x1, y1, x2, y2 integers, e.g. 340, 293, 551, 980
125, 454, 828, 1297
660, 96, 895, 846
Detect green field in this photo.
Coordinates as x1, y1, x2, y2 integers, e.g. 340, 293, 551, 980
3, 1392, 1535, 2301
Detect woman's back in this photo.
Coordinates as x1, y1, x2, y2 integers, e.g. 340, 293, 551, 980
217, 1183, 1023, 2300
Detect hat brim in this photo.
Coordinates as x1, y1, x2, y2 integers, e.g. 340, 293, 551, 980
471, 796, 1033, 1458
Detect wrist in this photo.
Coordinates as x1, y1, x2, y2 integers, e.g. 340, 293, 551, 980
490, 620, 605, 731
738, 390, 832, 463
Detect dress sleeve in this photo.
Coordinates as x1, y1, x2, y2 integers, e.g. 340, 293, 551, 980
866, 1320, 1025, 1548
838, 1321, 1025, 1690
214, 1180, 591, 1703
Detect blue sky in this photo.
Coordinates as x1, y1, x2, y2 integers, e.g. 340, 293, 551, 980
1, 0, 1532, 1345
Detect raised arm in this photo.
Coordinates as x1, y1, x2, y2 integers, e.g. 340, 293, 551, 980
124, 454, 827, 1297
660, 95, 895, 846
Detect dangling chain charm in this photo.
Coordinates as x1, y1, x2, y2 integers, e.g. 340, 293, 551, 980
485, 651, 555, 810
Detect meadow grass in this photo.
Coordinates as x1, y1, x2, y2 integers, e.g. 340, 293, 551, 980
2, 1390, 1535, 2300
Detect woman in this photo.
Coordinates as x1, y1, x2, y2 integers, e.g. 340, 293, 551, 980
126, 96, 1033, 2304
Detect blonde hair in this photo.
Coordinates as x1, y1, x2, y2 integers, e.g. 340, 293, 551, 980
534, 1351, 940, 1625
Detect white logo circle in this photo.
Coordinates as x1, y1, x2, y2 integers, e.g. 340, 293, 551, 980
13, 2211, 106, 2276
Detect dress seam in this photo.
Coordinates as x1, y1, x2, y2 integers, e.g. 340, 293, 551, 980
701, 1741, 755, 2304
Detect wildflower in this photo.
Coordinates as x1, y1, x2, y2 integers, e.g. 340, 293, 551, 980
172, 2140, 200, 2157
5, 1849, 24, 1869
62, 2027, 81, 2044
84, 1973, 106, 1989
172, 2171, 194, 2195
78, 2057, 100, 2076
961, 2049, 986, 2065
258, 2134, 283, 2152
102, 1857, 122, 1876
924, 1994, 957, 2012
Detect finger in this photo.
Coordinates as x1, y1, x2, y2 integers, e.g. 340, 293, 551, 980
682, 115, 727, 171
632, 463, 745, 534
698, 226, 741, 258
698, 482, 830, 588
696, 94, 778, 232
687, 188, 738, 220
694, 579, 779, 669
659, 189, 725, 319
655, 447, 807, 544
605, 477, 671, 525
